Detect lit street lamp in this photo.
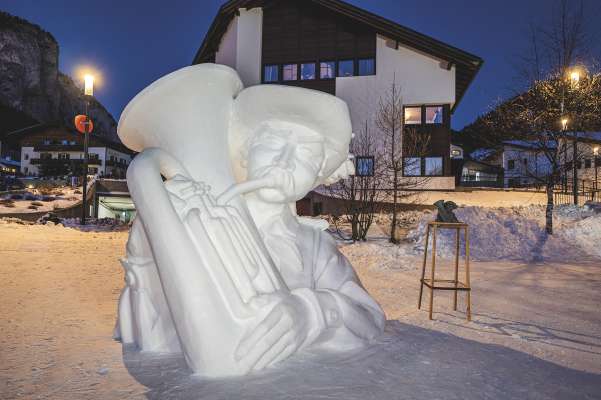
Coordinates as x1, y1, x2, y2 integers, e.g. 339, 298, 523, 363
594, 146, 599, 192
81, 74, 94, 225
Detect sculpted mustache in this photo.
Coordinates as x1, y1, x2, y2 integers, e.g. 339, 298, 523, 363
252, 165, 295, 191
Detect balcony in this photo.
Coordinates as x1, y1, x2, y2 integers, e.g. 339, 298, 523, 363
30, 157, 101, 165
33, 144, 84, 152
105, 159, 128, 168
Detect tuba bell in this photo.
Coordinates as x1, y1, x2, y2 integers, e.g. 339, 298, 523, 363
117, 64, 287, 377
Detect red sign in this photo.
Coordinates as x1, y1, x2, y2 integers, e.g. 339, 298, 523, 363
74, 114, 93, 134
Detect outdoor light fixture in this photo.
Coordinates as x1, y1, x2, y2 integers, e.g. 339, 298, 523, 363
561, 118, 569, 131
570, 70, 580, 87
84, 74, 94, 96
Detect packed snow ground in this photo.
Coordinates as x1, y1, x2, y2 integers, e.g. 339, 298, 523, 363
1, 206, 600, 399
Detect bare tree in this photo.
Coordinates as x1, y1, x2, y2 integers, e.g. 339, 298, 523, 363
329, 121, 385, 241
376, 80, 430, 243
483, 0, 601, 234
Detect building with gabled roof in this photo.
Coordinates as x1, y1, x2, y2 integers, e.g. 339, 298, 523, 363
193, 0, 483, 190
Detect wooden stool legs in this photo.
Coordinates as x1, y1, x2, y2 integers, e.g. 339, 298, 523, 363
418, 222, 471, 321
417, 225, 430, 310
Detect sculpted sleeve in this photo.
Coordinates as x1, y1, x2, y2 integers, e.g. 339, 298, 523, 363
293, 227, 386, 349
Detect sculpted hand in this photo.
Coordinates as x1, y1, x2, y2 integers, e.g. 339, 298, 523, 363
235, 294, 311, 372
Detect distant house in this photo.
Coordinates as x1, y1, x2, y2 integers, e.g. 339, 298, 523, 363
501, 140, 554, 188
10, 123, 133, 178
194, 0, 483, 190
558, 132, 601, 188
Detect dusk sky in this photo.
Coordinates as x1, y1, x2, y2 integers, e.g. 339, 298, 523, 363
2, 0, 600, 129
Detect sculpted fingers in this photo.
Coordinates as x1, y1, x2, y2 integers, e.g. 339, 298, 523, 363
252, 330, 296, 371
238, 311, 295, 371
235, 306, 283, 361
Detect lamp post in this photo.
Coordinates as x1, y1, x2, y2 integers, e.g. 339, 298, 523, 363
567, 69, 581, 205
594, 146, 599, 193
81, 74, 94, 225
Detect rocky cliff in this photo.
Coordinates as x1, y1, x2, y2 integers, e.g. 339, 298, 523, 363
0, 11, 118, 142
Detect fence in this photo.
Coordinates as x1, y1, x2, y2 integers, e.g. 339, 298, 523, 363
554, 179, 601, 206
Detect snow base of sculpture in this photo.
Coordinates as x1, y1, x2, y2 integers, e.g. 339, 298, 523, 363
121, 321, 601, 400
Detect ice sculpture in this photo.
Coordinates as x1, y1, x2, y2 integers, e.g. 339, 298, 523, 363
114, 64, 385, 378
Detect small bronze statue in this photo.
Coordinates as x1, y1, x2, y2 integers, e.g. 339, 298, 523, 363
433, 200, 460, 223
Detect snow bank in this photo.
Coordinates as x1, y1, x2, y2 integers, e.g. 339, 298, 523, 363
340, 205, 601, 266
403, 205, 601, 263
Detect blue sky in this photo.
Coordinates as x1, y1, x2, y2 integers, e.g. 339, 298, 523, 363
2, 0, 600, 129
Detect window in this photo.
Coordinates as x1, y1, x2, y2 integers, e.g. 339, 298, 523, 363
355, 156, 375, 177
301, 63, 316, 80
584, 158, 592, 168
338, 60, 354, 77
403, 157, 421, 176
404, 107, 422, 125
24, 154, 29, 160
523, 158, 528, 165
263, 65, 279, 82
358, 58, 375, 76
282, 64, 298, 81
596, 157, 601, 167
43, 139, 51, 145
425, 106, 443, 124
320, 61, 335, 79
507, 160, 515, 170
58, 153, 70, 160
40, 153, 52, 160
425, 157, 443, 176
577, 160, 583, 169
70, 141, 76, 145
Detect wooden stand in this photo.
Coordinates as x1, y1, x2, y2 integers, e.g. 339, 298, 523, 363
418, 222, 471, 321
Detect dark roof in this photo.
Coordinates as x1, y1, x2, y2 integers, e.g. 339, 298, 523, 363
193, 0, 483, 112
2, 122, 134, 155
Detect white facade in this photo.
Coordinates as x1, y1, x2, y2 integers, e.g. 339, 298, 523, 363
20, 146, 132, 177
215, 8, 263, 87
336, 35, 455, 132
502, 143, 552, 187
557, 137, 601, 186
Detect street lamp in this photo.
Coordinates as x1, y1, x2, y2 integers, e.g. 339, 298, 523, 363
570, 70, 580, 88
594, 146, 599, 192
561, 118, 569, 131
81, 74, 94, 225
566, 67, 585, 205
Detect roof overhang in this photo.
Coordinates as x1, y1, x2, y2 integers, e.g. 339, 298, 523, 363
193, 0, 483, 113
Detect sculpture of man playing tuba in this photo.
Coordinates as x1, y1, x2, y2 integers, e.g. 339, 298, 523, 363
114, 64, 385, 378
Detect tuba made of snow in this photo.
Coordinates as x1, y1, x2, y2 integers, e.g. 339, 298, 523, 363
118, 64, 287, 377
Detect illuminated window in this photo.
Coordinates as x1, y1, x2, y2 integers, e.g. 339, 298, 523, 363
301, 63, 316, 80
338, 60, 354, 77
404, 107, 422, 125
426, 106, 443, 124
320, 61, 335, 79
358, 58, 375, 76
283, 64, 298, 81
263, 65, 279, 82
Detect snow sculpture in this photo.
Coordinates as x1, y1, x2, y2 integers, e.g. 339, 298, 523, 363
114, 64, 385, 378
